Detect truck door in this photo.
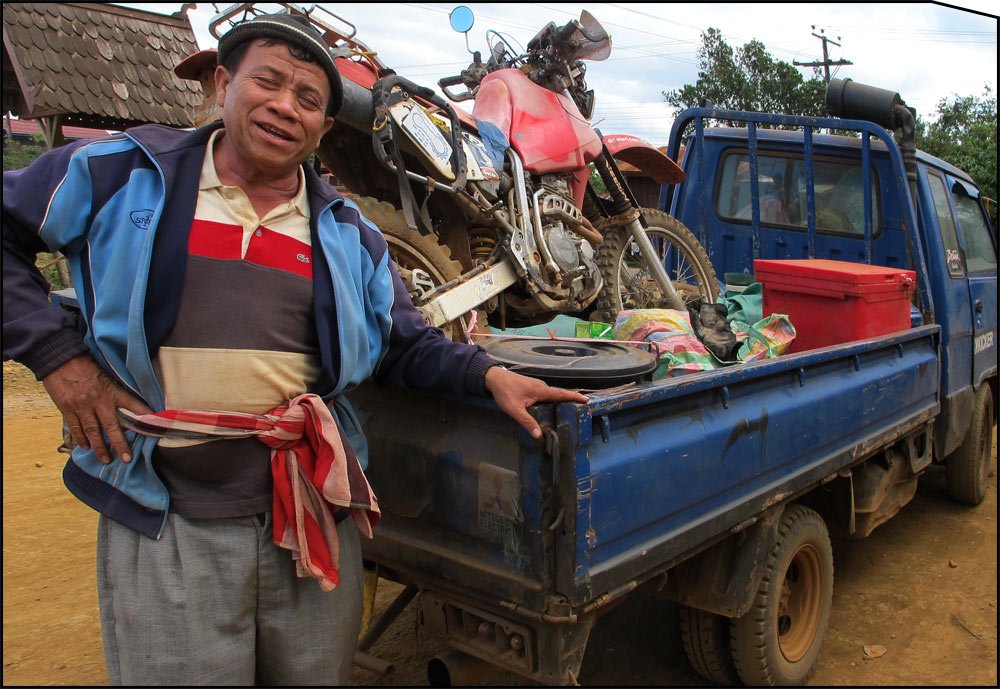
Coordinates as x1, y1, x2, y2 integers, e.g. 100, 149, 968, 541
947, 176, 998, 386
924, 169, 974, 408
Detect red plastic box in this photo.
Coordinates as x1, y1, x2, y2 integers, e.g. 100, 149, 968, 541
753, 259, 916, 353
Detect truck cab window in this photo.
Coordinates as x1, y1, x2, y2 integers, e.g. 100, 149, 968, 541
716, 154, 793, 226
951, 189, 997, 274
716, 152, 879, 236
927, 171, 966, 277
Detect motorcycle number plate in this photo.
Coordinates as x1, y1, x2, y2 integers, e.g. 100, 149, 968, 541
391, 101, 455, 180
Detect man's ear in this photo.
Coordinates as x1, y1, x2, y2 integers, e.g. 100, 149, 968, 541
321, 115, 335, 138
214, 65, 232, 109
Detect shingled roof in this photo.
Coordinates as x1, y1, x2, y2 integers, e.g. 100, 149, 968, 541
2, 2, 205, 130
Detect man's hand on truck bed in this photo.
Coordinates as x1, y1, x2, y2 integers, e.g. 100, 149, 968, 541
484, 365, 588, 440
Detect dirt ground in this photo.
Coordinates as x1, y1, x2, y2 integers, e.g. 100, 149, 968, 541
3, 360, 997, 686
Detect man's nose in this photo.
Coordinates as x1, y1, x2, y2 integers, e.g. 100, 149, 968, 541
268, 88, 300, 119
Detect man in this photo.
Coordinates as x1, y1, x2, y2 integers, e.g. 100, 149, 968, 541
2, 12, 586, 685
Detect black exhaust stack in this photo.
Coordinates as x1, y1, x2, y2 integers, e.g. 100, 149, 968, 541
825, 78, 918, 191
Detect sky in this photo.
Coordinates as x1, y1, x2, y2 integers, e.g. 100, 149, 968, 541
120, 2, 997, 147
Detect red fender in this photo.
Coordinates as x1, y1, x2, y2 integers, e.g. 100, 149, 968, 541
602, 133, 685, 185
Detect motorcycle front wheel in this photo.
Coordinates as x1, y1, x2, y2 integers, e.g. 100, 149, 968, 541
594, 209, 719, 323
350, 195, 475, 343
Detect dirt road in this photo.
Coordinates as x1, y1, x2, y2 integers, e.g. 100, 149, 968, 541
3, 361, 996, 686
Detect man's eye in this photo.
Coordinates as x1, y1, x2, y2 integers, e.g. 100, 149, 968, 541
255, 77, 279, 88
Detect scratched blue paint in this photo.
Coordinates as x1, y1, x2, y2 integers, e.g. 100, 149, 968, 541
569, 328, 939, 582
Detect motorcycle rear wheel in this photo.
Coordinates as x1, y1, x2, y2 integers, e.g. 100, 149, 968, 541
594, 209, 719, 322
350, 195, 475, 343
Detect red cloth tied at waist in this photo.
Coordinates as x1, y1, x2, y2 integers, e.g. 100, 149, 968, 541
118, 394, 380, 592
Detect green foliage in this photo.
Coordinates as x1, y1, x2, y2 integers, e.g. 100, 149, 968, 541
916, 86, 997, 226
34, 253, 72, 291
589, 163, 607, 193
2, 133, 47, 171
662, 28, 827, 125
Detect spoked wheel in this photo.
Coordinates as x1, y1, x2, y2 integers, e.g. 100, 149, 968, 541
946, 384, 995, 506
731, 504, 833, 686
350, 196, 475, 343
594, 209, 719, 322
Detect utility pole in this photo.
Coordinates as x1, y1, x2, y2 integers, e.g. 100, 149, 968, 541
794, 26, 853, 82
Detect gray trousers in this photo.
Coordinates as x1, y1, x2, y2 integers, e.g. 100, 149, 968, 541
96, 511, 362, 686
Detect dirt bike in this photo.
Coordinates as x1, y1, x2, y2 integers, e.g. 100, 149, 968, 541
190, 3, 718, 341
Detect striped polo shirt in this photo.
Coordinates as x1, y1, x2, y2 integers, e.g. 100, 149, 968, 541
153, 129, 321, 518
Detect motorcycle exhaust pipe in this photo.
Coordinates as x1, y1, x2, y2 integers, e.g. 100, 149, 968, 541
337, 76, 377, 132
426, 650, 496, 687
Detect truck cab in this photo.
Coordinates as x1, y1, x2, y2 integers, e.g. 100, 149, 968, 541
664, 81, 997, 470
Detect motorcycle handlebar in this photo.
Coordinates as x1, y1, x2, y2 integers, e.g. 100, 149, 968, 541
438, 74, 475, 102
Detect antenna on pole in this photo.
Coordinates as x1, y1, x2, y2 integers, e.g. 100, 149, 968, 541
794, 26, 853, 83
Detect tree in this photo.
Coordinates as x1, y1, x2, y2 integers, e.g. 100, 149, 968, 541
2, 132, 46, 171
663, 28, 827, 122
916, 86, 997, 226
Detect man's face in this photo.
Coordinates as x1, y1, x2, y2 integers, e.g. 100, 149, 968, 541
214, 40, 334, 178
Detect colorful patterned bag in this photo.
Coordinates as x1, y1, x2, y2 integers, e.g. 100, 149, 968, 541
614, 307, 797, 379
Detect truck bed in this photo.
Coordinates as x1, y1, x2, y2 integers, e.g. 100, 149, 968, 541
350, 325, 940, 613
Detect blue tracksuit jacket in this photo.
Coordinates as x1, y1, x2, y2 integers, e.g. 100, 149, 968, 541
2, 122, 496, 538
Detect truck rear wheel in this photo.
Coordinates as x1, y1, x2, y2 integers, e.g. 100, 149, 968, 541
946, 384, 995, 506
730, 504, 833, 686
679, 606, 740, 685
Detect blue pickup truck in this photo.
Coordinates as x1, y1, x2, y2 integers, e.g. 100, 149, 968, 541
350, 79, 997, 686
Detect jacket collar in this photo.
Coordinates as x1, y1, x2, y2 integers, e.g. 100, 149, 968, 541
124, 121, 223, 158
124, 121, 346, 215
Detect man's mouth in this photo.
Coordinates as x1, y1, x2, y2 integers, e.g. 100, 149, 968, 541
257, 123, 295, 142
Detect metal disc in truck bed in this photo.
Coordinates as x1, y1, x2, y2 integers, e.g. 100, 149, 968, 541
483, 338, 657, 388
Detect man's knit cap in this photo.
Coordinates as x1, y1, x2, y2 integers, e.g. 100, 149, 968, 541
217, 12, 343, 116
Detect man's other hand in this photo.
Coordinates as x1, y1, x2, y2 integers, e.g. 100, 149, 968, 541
42, 355, 153, 464
483, 365, 588, 440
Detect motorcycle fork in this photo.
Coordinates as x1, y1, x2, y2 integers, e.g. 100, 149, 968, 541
591, 149, 685, 310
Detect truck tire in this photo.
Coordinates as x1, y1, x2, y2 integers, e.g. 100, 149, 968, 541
594, 209, 719, 323
679, 605, 740, 685
946, 384, 995, 506
730, 504, 833, 686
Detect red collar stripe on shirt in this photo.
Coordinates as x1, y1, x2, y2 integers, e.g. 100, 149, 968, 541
188, 219, 313, 280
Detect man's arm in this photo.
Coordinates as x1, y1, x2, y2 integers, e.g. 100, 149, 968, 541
2, 157, 91, 376
3, 144, 151, 463
361, 223, 587, 437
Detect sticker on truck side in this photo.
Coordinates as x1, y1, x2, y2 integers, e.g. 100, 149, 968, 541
477, 463, 523, 565
974, 331, 994, 355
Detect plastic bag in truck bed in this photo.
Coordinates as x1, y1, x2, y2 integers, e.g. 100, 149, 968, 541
613, 306, 796, 379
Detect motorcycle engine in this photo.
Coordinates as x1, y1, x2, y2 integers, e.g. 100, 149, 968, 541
513, 176, 602, 314
546, 221, 585, 273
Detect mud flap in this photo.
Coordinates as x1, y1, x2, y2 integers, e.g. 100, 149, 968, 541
660, 508, 782, 618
